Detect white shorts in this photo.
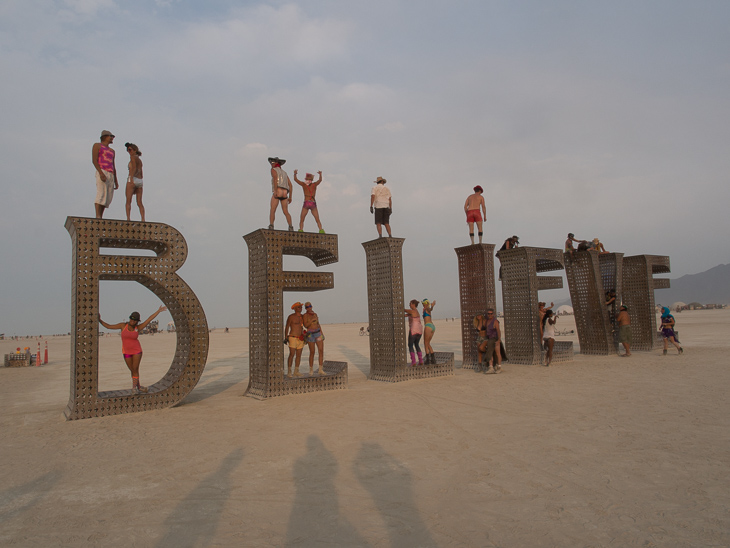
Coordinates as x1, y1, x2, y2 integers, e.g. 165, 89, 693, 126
95, 170, 115, 207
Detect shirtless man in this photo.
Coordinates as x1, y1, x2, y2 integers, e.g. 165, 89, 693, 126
293, 170, 325, 234
464, 186, 487, 244
268, 157, 294, 231
616, 304, 631, 357
92, 130, 119, 219
284, 302, 305, 376
302, 302, 326, 375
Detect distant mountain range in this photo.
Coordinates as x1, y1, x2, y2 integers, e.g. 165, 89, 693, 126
657, 263, 730, 305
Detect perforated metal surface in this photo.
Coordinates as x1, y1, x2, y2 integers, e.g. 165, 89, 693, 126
455, 244, 496, 369
243, 229, 347, 399
622, 255, 670, 351
599, 253, 624, 349
564, 250, 616, 355
64, 217, 209, 420
363, 238, 454, 381
497, 246, 573, 365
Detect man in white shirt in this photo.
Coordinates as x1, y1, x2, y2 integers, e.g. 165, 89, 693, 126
369, 176, 392, 237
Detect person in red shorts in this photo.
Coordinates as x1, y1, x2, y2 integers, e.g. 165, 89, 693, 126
99, 305, 167, 393
464, 185, 487, 244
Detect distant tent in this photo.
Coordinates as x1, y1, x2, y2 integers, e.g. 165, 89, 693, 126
556, 305, 574, 315
688, 302, 704, 309
671, 301, 687, 309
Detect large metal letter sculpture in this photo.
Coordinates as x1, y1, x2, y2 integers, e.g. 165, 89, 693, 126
243, 229, 347, 399
564, 250, 616, 355
497, 247, 573, 365
65, 217, 209, 420
622, 255, 670, 350
363, 238, 454, 381
599, 252, 624, 349
455, 244, 496, 369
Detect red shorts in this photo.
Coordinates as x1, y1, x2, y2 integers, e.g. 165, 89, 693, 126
466, 210, 483, 223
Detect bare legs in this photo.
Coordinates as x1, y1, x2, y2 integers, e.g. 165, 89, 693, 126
123, 353, 147, 392
270, 196, 293, 229
543, 338, 554, 366
307, 339, 325, 374
95, 203, 106, 219
299, 207, 323, 232
287, 345, 303, 376
663, 336, 682, 354
125, 182, 145, 222
376, 223, 392, 237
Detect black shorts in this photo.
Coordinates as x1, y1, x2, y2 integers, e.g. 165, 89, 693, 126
374, 208, 391, 225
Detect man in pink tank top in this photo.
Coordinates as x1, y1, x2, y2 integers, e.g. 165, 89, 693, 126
92, 130, 119, 218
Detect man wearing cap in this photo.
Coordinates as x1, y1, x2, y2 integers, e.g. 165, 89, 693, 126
284, 302, 306, 376
268, 157, 294, 231
302, 302, 326, 375
464, 186, 487, 244
616, 304, 632, 357
370, 176, 392, 237
92, 130, 119, 219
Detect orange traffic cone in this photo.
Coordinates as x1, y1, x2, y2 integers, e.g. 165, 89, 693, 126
36, 342, 41, 367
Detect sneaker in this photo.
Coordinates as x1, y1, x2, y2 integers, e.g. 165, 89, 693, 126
679, 347, 684, 354
494, 365, 502, 374
319, 229, 325, 234
268, 224, 274, 230
137, 385, 149, 393
131, 387, 139, 395
298, 229, 304, 233
288, 225, 294, 231
485, 365, 494, 374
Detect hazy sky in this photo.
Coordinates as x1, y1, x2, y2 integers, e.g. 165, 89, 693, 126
2, 0, 729, 335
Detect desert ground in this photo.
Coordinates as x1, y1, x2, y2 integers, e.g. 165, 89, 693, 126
1, 309, 729, 547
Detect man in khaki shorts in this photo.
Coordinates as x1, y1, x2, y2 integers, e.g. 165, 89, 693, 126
284, 302, 305, 376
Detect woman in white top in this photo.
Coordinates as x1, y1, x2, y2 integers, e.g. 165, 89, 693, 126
541, 310, 557, 366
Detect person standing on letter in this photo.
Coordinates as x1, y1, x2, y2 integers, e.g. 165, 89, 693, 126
370, 176, 392, 237
464, 186, 487, 244
92, 130, 118, 219
268, 157, 294, 231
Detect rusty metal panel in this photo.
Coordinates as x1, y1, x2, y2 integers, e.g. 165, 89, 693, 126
64, 217, 209, 420
622, 255, 670, 351
497, 246, 573, 365
243, 229, 347, 398
363, 237, 454, 381
454, 244, 496, 369
564, 250, 616, 355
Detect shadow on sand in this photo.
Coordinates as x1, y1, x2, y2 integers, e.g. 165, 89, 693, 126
286, 435, 368, 547
155, 447, 244, 547
353, 442, 437, 547
0, 470, 62, 524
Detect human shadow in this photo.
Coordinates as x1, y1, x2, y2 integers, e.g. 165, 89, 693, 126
0, 470, 62, 524
155, 447, 243, 547
285, 435, 368, 547
353, 442, 437, 547
335, 345, 371, 376
179, 355, 248, 405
